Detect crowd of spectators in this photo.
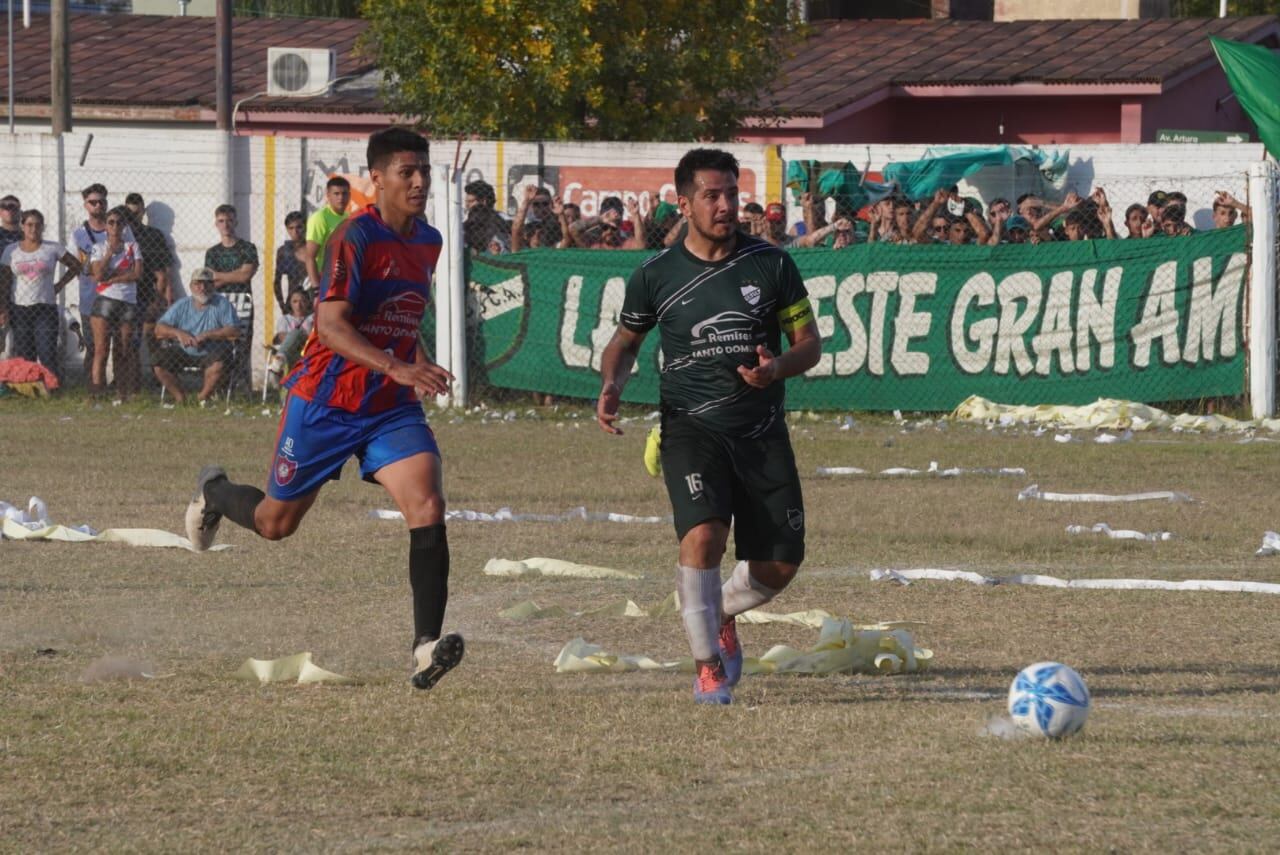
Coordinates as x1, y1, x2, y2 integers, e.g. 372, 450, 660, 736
0, 180, 325, 402
460, 179, 1252, 256
0, 175, 1256, 399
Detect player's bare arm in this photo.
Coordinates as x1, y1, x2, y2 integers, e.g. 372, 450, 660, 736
597, 325, 646, 434
736, 319, 821, 389
315, 298, 454, 398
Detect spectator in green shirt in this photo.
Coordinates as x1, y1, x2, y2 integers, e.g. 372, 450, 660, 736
304, 176, 350, 292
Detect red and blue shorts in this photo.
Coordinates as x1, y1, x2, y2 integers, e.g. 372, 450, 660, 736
267, 396, 439, 501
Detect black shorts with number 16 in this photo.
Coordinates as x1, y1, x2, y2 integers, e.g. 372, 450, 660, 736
659, 414, 805, 565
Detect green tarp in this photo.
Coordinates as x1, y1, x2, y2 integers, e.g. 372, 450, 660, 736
1212, 36, 1280, 161
458, 226, 1249, 412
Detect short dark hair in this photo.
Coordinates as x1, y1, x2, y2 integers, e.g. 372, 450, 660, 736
1, 193, 20, 206
367, 127, 429, 172
1125, 203, 1146, 220
1162, 203, 1186, 223
326, 175, 351, 191
215, 204, 237, 218
20, 208, 43, 224
124, 192, 144, 206
1167, 191, 1188, 205
742, 202, 765, 215
1065, 210, 1088, 228
82, 183, 107, 199
284, 210, 305, 227
106, 205, 130, 223
674, 148, 739, 199
892, 197, 913, 211
464, 180, 496, 207
1015, 193, 1035, 207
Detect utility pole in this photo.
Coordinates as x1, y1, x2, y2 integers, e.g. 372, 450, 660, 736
216, 0, 232, 130
216, 0, 233, 207
51, 0, 70, 134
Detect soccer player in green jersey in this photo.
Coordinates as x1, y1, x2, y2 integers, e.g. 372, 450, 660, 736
596, 148, 822, 705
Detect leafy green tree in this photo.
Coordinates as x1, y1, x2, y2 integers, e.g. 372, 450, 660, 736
236, 0, 363, 17
1172, 0, 1280, 14
361, 0, 800, 140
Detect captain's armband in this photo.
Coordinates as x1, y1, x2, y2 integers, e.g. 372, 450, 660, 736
777, 297, 813, 334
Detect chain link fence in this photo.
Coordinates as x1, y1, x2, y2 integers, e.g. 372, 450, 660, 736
1, 133, 1271, 416
463, 159, 1260, 413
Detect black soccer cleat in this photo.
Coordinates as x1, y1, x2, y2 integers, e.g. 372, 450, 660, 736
410, 632, 465, 690
184, 465, 227, 552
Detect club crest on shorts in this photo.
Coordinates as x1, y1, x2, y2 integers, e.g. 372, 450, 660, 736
274, 455, 298, 486
786, 508, 804, 531
740, 281, 761, 306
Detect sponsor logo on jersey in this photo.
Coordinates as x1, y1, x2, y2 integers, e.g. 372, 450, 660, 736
690, 310, 757, 342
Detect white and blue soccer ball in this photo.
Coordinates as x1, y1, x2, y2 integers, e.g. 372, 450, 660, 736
1007, 661, 1091, 739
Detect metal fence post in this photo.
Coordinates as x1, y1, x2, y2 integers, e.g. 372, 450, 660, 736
1247, 160, 1277, 419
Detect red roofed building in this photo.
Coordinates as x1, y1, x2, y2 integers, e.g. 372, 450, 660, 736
1, 13, 1276, 144
741, 15, 1280, 145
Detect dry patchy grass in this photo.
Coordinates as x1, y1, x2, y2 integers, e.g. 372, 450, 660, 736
0, 398, 1277, 852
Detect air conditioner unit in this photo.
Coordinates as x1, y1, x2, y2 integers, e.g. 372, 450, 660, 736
266, 47, 336, 97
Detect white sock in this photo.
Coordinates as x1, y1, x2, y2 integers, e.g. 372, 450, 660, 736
722, 560, 781, 617
676, 564, 722, 662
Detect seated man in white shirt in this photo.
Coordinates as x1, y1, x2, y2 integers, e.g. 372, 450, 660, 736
152, 267, 240, 405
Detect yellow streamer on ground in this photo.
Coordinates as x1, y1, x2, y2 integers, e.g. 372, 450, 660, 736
952, 395, 1280, 433
484, 557, 642, 580
2, 518, 231, 551
233, 652, 357, 685
554, 617, 932, 677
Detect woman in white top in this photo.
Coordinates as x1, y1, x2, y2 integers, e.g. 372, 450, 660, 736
269, 288, 315, 379
87, 206, 143, 400
0, 209, 81, 381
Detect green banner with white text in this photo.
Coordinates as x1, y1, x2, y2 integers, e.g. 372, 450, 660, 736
461, 226, 1250, 411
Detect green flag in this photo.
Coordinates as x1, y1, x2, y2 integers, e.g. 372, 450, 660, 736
1211, 36, 1280, 160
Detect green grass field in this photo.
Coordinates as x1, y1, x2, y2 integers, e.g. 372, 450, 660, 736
1, 397, 1277, 852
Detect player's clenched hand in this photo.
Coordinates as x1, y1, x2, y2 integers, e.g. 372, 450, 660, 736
597, 381, 623, 435
737, 345, 779, 388
390, 360, 453, 398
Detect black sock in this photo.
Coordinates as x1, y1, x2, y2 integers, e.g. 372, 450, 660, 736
409, 524, 449, 643
204, 476, 265, 533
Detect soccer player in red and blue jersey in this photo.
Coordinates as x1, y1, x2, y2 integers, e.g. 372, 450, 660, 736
182, 127, 463, 690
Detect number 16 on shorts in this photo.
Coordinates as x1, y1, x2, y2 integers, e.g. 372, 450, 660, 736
685, 473, 704, 501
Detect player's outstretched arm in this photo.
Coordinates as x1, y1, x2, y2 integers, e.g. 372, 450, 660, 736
316, 299, 454, 397
597, 326, 646, 435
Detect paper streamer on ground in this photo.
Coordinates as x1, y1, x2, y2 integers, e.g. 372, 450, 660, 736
554, 617, 931, 677
500, 596, 834, 626
371, 506, 671, 524
870, 568, 1280, 594
952, 395, 1280, 434
1256, 531, 1280, 556
484, 557, 643, 580
1018, 484, 1193, 503
818, 461, 1026, 478
2, 517, 230, 552
1066, 523, 1173, 542
233, 652, 358, 685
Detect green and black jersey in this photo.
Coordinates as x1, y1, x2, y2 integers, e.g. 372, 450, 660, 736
620, 234, 812, 438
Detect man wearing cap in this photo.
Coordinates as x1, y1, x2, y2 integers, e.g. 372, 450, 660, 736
151, 267, 240, 405
763, 202, 789, 246
570, 196, 628, 249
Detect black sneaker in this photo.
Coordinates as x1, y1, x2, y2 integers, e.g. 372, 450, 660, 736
184, 465, 227, 552
410, 633, 465, 690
